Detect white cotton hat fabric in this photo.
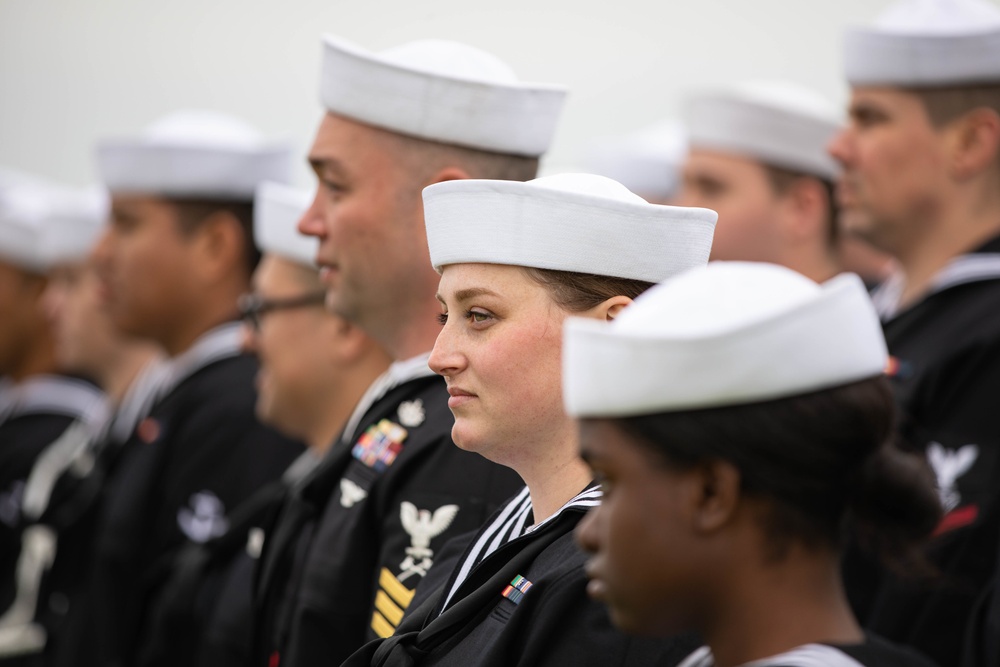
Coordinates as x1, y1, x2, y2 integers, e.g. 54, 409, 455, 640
581, 120, 688, 201
422, 173, 718, 283
0, 177, 108, 272
253, 182, 317, 268
684, 81, 843, 180
97, 110, 293, 199
319, 35, 568, 157
39, 185, 109, 266
844, 0, 1000, 86
563, 262, 888, 417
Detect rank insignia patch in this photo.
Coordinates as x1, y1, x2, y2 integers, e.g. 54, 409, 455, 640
501, 575, 533, 605
352, 419, 408, 471
371, 567, 416, 638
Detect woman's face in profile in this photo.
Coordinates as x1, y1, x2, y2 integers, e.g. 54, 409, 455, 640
429, 263, 572, 466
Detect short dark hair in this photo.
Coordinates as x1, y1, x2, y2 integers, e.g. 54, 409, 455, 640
763, 165, 839, 247
170, 198, 260, 275
610, 376, 941, 569
521, 267, 655, 313
907, 83, 1000, 128
389, 131, 541, 185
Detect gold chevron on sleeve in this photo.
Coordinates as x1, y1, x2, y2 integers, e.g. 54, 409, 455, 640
371, 610, 395, 639
371, 567, 417, 638
379, 567, 415, 608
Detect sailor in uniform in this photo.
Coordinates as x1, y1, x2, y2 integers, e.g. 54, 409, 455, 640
251, 36, 565, 667
341, 173, 717, 666
567, 262, 941, 667
675, 81, 847, 284
0, 178, 108, 661
136, 182, 392, 667
826, 1, 1000, 663
75, 110, 304, 667
581, 119, 688, 204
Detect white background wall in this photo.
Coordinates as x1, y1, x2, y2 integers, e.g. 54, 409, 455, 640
3, 0, 997, 187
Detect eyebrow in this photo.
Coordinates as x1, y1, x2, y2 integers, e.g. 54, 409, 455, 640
308, 155, 348, 179
435, 286, 502, 305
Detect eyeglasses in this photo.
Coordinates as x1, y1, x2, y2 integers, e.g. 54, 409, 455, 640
238, 291, 328, 331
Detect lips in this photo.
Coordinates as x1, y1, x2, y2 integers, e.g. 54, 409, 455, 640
446, 386, 477, 409
584, 559, 607, 601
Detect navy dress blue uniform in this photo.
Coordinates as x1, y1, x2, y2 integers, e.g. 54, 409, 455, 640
79, 324, 302, 667
845, 236, 1000, 666
253, 358, 523, 667
0, 376, 105, 632
343, 484, 697, 667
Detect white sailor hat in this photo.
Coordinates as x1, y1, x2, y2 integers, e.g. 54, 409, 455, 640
0, 186, 48, 272
39, 185, 108, 266
0, 178, 107, 272
319, 35, 568, 157
97, 110, 293, 199
684, 81, 842, 181
582, 120, 687, 201
563, 262, 888, 417
845, 0, 1000, 86
253, 182, 317, 268
423, 173, 717, 283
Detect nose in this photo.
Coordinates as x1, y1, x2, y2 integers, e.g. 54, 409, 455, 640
428, 319, 465, 378
297, 192, 326, 239
90, 228, 113, 274
574, 505, 601, 554
827, 127, 853, 167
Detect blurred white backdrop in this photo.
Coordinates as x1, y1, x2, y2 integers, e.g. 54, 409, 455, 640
3, 0, 996, 187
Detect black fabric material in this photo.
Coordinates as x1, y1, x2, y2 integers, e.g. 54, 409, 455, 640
342, 500, 696, 667
844, 235, 1000, 667
0, 413, 75, 618
135, 477, 288, 667
77, 353, 303, 667
252, 374, 523, 667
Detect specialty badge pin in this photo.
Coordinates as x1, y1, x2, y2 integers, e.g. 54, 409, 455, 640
352, 419, 408, 472
397, 399, 425, 428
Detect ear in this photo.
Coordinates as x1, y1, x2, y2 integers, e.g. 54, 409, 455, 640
779, 177, 829, 245
584, 295, 634, 322
949, 108, 1000, 180
192, 210, 246, 282
687, 459, 742, 535
427, 165, 473, 186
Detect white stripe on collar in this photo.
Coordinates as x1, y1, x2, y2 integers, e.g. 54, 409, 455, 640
441, 482, 602, 612
0, 375, 108, 428
339, 352, 435, 445
166, 322, 245, 389
872, 253, 1000, 321
678, 644, 864, 667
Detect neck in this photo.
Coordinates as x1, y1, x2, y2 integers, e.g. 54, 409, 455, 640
162, 304, 238, 356
10, 332, 59, 383
511, 421, 593, 524
305, 356, 389, 454
704, 548, 862, 667
375, 300, 442, 362
782, 246, 842, 284
893, 189, 1000, 309
99, 344, 161, 405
